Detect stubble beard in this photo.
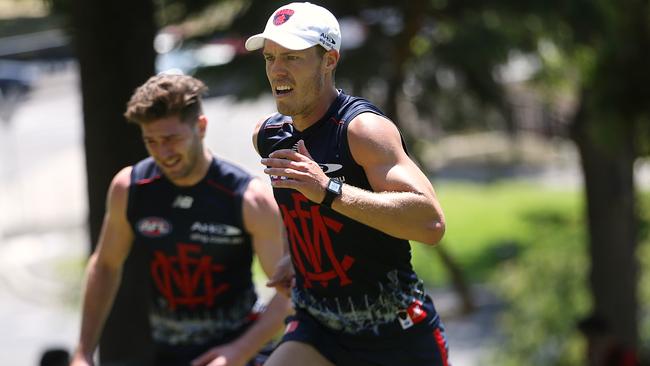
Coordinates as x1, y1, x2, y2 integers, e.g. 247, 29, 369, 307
163, 137, 202, 182
276, 68, 325, 119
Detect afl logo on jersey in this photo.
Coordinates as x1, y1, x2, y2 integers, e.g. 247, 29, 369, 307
273, 9, 294, 25
137, 217, 172, 237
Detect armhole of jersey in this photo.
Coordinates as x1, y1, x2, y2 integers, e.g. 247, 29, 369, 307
126, 165, 138, 226
256, 118, 272, 158
125, 159, 156, 226
238, 175, 255, 237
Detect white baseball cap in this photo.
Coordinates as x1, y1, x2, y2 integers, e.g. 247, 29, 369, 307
245, 2, 341, 52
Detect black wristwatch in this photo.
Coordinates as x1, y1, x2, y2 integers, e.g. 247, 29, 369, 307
321, 178, 343, 207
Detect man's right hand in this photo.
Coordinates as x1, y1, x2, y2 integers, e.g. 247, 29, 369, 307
266, 254, 295, 298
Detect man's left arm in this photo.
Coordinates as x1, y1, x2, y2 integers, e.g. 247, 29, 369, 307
335, 113, 445, 245
191, 178, 291, 366
262, 113, 445, 245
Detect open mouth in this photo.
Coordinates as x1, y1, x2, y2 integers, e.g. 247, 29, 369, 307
161, 157, 181, 169
275, 85, 293, 96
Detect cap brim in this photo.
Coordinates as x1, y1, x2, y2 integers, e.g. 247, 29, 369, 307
244, 34, 266, 51
245, 31, 317, 51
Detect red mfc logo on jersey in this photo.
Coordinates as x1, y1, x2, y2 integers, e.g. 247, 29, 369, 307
151, 243, 230, 310
280, 192, 354, 288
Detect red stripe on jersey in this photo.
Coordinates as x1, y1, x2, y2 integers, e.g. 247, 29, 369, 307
433, 328, 449, 366
136, 175, 161, 185
207, 179, 236, 196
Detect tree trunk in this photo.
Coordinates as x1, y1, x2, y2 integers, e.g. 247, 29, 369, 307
385, 0, 476, 314
571, 98, 639, 351
69, 0, 156, 363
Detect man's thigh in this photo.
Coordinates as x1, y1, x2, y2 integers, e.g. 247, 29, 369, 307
264, 341, 334, 366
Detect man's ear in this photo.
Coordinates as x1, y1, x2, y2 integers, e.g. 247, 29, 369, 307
324, 49, 340, 71
197, 114, 208, 137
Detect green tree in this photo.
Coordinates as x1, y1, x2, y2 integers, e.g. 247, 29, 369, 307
566, 1, 650, 351
51, 0, 157, 361
63, 0, 157, 361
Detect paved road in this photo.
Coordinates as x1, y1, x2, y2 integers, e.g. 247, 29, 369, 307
0, 64, 498, 365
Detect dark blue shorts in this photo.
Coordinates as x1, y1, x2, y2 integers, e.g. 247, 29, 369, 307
279, 300, 450, 366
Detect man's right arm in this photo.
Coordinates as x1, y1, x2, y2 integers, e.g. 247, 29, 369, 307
71, 167, 134, 366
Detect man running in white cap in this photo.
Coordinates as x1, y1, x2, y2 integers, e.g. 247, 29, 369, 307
246, 3, 450, 366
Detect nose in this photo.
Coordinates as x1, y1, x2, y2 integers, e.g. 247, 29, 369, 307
269, 58, 288, 78
151, 141, 174, 160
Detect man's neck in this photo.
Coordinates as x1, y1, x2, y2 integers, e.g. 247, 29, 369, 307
291, 87, 338, 131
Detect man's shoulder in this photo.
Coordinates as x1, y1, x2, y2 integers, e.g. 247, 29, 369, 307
337, 92, 386, 123
131, 157, 162, 185
208, 157, 254, 195
112, 166, 133, 190
212, 156, 252, 180
107, 166, 133, 211
347, 112, 401, 146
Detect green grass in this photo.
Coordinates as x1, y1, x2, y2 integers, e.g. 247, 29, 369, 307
411, 181, 584, 287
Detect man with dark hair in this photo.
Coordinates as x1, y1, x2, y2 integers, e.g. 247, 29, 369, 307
71, 74, 291, 366
246, 3, 450, 366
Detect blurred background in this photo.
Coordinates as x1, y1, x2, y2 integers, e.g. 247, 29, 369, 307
0, 0, 648, 365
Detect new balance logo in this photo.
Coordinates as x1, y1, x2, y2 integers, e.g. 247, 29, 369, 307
172, 195, 193, 209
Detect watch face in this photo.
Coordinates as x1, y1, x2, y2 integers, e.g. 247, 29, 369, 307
328, 179, 342, 193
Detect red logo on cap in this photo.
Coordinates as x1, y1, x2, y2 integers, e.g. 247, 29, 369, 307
273, 9, 294, 25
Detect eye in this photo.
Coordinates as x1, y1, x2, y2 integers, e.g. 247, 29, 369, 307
164, 135, 181, 144
264, 54, 274, 62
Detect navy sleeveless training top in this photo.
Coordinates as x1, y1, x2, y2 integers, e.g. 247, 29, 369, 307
257, 91, 431, 335
127, 156, 256, 347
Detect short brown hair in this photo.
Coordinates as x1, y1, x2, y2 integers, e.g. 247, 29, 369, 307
124, 74, 208, 124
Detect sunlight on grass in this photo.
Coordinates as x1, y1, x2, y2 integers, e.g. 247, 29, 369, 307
412, 181, 583, 286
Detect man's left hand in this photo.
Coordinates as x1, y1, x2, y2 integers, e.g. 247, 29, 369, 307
266, 253, 295, 297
